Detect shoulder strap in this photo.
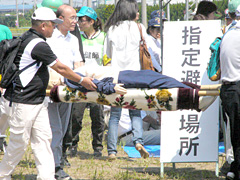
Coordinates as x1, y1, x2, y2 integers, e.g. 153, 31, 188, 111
137, 23, 144, 42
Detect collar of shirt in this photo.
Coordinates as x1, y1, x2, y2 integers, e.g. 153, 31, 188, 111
81, 30, 101, 39
53, 28, 71, 40
29, 28, 46, 41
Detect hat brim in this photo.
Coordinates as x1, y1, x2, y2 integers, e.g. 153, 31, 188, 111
76, 12, 84, 17
51, 18, 63, 24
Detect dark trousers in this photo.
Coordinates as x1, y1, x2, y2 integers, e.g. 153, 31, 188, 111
220, 82, 240, 179
63, 102, 104, 152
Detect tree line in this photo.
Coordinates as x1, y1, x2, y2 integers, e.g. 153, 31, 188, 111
0, 0, 227, 28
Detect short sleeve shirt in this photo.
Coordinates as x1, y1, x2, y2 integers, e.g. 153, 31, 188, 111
4, 29, 58, 104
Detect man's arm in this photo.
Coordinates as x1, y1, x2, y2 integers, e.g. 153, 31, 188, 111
51, 61, 96, 91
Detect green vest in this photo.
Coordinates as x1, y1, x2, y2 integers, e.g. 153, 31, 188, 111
81, 31, 106, 66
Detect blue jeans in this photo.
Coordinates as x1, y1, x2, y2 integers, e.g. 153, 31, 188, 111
107, 107, 143, 155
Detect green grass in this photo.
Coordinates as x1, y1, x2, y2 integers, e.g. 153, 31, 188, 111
1, 110, 226, 179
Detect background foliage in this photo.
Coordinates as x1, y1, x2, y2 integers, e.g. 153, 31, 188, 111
0, 0, 228, 28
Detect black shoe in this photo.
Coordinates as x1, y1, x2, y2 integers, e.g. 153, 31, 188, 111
93, 151, 102, 157
60, 156, 71, 168
221, 162, 231, 175
67, 146, 77, 157
55, 168, 72, 180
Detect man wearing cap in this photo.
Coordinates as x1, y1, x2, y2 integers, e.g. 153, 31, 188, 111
46, 4, 83, 180
150, 10, 167, 21
146, 17, 162, 73
0, 7, 96, 180
220, 1, 240, 179
219, 7, 234, 177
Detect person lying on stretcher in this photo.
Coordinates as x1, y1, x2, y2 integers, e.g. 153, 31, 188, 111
48, 65, 190, 95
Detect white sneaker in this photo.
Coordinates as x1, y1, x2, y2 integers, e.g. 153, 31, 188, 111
226, 172, 235, 180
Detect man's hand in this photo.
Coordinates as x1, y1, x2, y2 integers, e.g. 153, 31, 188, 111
81, 77, 97, 91
114, 84, 127, 95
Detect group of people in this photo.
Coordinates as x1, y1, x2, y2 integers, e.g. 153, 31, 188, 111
0, 0, 162, 179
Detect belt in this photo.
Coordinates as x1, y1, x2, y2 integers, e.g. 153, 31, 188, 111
222, 81, 237, 85
118, 131, 132, 140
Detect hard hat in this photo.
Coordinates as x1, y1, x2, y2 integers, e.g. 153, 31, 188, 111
37, 0, 63, 12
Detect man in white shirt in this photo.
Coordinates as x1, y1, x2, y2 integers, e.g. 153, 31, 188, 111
117, 110, 160, 146
220, 2, 240, 179
47, 4, 82, 180
105, 108, 160, 160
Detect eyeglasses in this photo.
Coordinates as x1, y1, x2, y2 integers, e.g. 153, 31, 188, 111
61, 15, 78, 21
78, 19, 89, 23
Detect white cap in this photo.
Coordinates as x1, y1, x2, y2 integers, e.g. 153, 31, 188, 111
236, 5, 240, 17
32, 7, 63, 24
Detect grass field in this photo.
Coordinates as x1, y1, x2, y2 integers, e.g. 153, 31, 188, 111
0, 110, 227, 179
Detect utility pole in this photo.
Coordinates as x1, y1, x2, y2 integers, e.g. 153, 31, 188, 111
23, 0, 24, 16
87, 0, 92, 7
167, 1, 170, 21
16, 0, 19, 28
69, 0, 73, 7
141, 0, 147, 28
159, 0, 163, 69
185, 0, 189, 21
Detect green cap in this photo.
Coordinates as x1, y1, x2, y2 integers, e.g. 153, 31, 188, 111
228, 0, 240, 13
37, 0, 63, 12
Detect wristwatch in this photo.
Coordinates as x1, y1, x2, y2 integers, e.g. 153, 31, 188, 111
78, 76, 84, 84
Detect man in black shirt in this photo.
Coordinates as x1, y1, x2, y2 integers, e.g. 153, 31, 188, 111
0, 7, 96, 180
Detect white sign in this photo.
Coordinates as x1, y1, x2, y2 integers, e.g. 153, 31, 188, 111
160, 20, 222, 162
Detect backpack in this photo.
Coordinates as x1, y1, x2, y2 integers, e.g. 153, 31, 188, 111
0, 38, 22, 88
0, 36, 39, 106
0, 36, 38, 89
207, 37, 221, 81
207, 23, 236, 81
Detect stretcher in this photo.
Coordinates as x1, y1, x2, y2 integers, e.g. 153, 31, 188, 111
47, 66, 220, 112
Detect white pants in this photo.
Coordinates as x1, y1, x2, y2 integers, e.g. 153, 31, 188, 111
0, 96, 9, 135
48, 102, 72, 167
0, 98, 55, 180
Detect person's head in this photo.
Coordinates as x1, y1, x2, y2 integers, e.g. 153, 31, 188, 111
76, 6, 102, 32
150, 10, 167, 21
228, 0, 240, 19
194, 1, 219, 20
37, 0, 63, 12
235, 5, 240, 20
224, 8, 233, 26
56, 5, 78, 32
147, 17, 160, 39
31, 7, 63, 38
104, 0, 139, 32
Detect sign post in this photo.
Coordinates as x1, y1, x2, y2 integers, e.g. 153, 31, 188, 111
160, 20, 222, 177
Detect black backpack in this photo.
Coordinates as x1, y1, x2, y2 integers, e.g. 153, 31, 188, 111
0, 38, 22, 88
0, 36, 38, 89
